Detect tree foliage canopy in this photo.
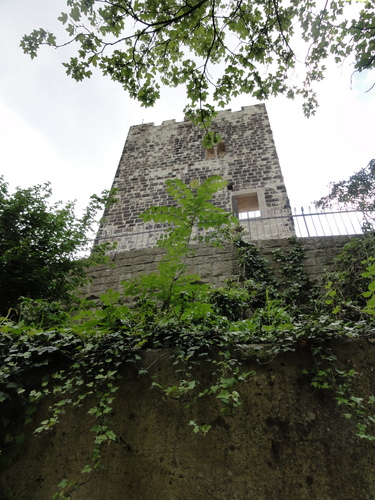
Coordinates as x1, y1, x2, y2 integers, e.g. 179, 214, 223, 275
0, 177, 112, 315
316, 159, 375, 229
21, 0, 375, 132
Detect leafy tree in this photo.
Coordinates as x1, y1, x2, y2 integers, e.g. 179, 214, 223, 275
123, 175, 237, 318
323, 234, 375, 318
315, 160, 375, 315
316, 159, 375, 229
21, 0, 375, 136
0, 177, 113, 316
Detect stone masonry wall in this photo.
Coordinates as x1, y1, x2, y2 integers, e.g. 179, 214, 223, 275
95, 104, 293, 252
85, 235, 354, 300
85, 244, 239, 299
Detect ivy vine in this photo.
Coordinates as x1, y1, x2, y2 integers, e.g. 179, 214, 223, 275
1, 177, 375, 499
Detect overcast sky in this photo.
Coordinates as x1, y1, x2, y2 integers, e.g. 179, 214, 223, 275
0, 0, 374, 214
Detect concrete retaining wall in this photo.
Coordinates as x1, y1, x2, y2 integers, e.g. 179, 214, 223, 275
1, 341, 374, 500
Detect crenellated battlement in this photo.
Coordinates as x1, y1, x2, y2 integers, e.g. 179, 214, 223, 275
130, 104, 265, 130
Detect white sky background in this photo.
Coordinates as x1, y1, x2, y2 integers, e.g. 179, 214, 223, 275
0, 0, 374, 214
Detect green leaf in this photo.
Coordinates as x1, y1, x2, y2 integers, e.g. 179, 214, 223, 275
57, 479, 69, 489
58, 12, 69, 25
70, 7, 81, 22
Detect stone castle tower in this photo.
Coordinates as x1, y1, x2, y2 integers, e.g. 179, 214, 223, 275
95, 104, 293, 252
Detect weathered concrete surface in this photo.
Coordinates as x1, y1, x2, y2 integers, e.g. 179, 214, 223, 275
1, 340, 375, 500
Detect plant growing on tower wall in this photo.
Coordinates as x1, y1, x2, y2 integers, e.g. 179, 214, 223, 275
122, 176, 237, 319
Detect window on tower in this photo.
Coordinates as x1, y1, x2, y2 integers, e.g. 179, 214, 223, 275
205, 142, 226, 159
217, 142, 226, 157
233, 192, 261, 219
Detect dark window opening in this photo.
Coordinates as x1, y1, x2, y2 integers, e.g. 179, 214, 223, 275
217, 142, 226, 157
205, 142, 226, 159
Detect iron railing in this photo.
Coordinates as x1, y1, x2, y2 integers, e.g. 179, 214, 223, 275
239, 207, 368, 240
292, 207, 366, 238
96, 208, 371, 252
